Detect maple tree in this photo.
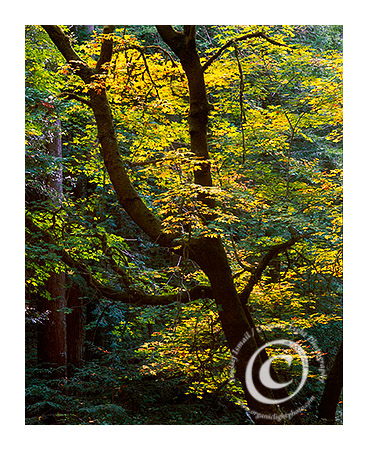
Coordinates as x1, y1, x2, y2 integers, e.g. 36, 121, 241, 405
25, 25, 342, 425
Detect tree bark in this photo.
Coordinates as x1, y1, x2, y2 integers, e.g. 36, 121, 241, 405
156, 26, 214, 206
66, 281, 84, 372
318, 342, 343, 423
188, 236, 282, 421
38, 274, 67, 369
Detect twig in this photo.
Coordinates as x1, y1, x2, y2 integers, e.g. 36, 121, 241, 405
233, 42, 247, 164
230, 233, 255, 274
57, 92, 92, 108
239, 232, 308, 305
202, 31, 290, 72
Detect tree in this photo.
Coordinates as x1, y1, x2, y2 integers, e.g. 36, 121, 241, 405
38, 25, 298, 422
37, 119, 67, 370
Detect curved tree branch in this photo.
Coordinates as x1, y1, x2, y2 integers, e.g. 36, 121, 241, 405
26, 215, 212, 306
239, 232, 307, 305
57, 91, 92, 108
43, 25, 177, 248
42, 25, 94, 82
202, 31, 290, 72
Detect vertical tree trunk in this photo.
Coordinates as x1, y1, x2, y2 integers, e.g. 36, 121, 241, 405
38, 120, 67, 370
66, 281, 84, 372
190, 237, 281, 422
318, 342, 343, 423
156, 26, 215, 208
38, 274, 67, 368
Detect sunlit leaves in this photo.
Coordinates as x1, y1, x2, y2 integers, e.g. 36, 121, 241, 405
132, 300, 231, 397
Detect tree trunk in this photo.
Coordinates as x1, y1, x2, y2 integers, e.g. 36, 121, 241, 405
318, 342, 343, 423
38, 120, 67, 370
189, 237, 281, 422
66, 281, 84, 373
38, 274, 67, 369
157, 26, 214, 207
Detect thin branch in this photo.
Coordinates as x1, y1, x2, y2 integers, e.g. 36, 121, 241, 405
283, 110, 307, 202
292, 248, 332, 284
133, 47, 161, 98
202, 31, 290, 72
239, 232, 307, 305
230, 233, 255, 274
57, 92, 92, 108
127, 155, 178, 168
283, 110, 294, 132
145, 45, 178, 66
26, 215, 213, 306
233, 42, 247, 164
203, 32, 261, 72
112, 41, 167, 101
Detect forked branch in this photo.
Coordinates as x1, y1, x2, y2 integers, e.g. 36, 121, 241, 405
239, 232, 307, 305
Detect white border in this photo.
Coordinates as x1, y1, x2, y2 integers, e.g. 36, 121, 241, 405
2, 2, 366, 448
